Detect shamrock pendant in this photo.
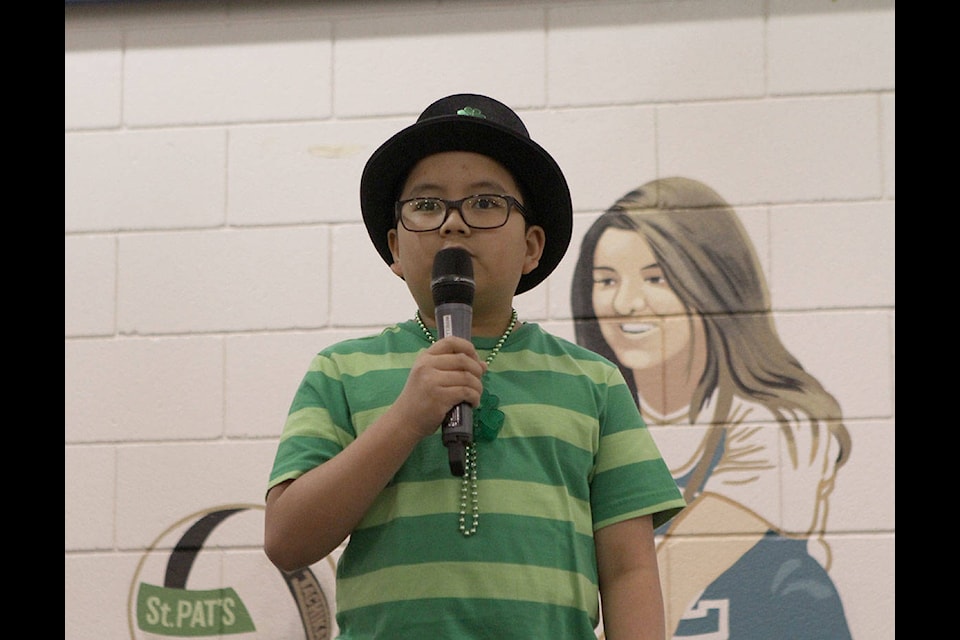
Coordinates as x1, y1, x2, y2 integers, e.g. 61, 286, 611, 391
473, 388, 504, 442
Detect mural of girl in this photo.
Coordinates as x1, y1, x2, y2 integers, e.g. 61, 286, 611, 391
571, 177, 853, 639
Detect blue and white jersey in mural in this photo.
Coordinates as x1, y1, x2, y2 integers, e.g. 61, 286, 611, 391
652, 393, 852, 640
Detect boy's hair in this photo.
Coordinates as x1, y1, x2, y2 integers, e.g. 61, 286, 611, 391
360, 93, 572, 294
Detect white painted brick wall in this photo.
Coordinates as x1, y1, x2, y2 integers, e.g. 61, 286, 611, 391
65, 1, 895, 638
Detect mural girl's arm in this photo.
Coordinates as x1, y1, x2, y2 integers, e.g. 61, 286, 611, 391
656, 493, 768, 635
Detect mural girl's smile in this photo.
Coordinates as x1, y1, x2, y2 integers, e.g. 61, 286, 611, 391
617, 321, 656, 335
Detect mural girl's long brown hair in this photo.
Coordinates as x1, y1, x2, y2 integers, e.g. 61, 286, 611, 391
571, 177, 850, 506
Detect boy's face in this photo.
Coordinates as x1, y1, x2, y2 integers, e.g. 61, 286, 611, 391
387, 151, 545, 313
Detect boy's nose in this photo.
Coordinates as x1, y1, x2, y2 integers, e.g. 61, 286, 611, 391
439, 207, 471, 234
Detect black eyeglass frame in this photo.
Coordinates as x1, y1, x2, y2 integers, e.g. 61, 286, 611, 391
394, 194, 527, 232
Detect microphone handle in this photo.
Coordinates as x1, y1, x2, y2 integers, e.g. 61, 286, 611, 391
435, 301, 473, 476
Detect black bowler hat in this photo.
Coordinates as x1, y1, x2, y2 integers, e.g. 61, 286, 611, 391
360, 93, 573, 295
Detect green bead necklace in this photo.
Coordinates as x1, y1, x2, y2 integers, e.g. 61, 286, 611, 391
414, 308, 518, 536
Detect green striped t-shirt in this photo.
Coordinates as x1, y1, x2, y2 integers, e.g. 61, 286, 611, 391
268, 320, 685, 639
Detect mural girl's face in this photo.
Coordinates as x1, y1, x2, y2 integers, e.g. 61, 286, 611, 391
592, 228, 694, 371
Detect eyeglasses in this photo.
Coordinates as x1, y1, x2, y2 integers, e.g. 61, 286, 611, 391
395, 194, 526, 232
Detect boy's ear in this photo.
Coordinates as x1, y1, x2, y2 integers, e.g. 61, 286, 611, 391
522, 225, 546, 275
388, 229, 404, 278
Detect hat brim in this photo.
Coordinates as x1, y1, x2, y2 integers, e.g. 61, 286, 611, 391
360, 115, 572, 295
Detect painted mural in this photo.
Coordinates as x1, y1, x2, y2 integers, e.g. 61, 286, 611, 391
127, 505, 340, 639
571, 177, 853, 639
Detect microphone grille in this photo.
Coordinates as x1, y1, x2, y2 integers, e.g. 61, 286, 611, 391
431, 247, 475, 305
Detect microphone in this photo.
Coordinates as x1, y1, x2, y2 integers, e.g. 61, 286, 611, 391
431, 247, 475, 476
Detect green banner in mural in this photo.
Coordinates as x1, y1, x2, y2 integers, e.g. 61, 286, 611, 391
136, 582, 255, 636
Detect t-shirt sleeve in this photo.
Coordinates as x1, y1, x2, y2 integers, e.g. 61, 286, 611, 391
590, 366, 686, 531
